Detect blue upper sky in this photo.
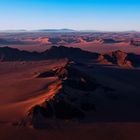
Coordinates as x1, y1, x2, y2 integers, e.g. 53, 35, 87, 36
0, 0, 140, 31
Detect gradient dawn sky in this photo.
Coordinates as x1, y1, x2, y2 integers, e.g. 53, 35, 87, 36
0, 0, 140, 31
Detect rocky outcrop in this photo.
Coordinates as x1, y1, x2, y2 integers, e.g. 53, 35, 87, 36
21, 61, 106, 129
98, 50, 133, 68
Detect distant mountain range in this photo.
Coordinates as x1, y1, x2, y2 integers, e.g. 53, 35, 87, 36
35, 29, 76, 32
0, 29, 77, 33
0, 29, 139, 33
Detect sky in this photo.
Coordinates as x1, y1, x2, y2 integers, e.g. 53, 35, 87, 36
0, 0, 140, 31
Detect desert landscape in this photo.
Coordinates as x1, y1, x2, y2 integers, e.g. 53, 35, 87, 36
0, 42, 140, 139
0, 0, 140, 139
0, 31, 140, 54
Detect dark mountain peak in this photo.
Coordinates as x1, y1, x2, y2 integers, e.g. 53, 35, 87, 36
43, 46, 99, 60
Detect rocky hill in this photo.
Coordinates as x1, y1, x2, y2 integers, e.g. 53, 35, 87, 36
0, 46, 140, 67
20, 61, 114, 129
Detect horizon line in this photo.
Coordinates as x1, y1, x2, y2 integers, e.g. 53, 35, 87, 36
0, 28, 139, 33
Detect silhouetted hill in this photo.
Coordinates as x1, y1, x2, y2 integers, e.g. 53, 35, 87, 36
0, 46, 39, 61
0, 46, 99, 61
42, 46, 99, 60
0, 46, 140, 67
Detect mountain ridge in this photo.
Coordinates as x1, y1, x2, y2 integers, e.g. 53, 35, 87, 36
0, 46, 140, 67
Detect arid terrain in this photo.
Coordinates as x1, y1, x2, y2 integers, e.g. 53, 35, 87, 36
0, 31, 140, 53
1, 32, 140, 140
